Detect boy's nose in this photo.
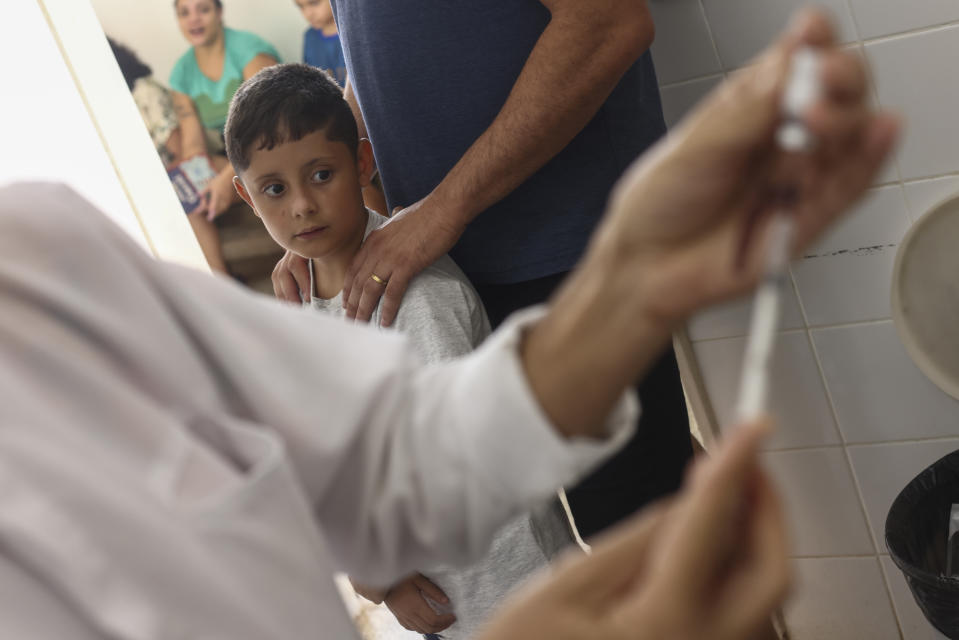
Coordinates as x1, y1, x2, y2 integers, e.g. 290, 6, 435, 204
291, 192, 318, 218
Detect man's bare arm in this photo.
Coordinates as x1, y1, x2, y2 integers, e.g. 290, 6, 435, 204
342, 0, 657, 323
428, 0, 655, 226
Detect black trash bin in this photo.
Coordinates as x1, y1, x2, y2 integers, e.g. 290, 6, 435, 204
886, 449, 959, 638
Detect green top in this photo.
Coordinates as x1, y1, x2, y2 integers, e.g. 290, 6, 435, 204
169, 27, 280, 134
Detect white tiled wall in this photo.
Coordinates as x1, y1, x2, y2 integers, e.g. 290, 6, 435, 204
651, 1, 959, 637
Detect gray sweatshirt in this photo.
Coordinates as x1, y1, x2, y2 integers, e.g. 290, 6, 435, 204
308, 210, 575, 640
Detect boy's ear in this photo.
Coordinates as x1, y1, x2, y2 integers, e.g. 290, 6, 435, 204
356, 138, 375, 188
232, 176, 259, 217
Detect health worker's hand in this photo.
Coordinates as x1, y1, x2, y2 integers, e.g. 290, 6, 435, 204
476, 417, 788, 640
589, 8, 900, 329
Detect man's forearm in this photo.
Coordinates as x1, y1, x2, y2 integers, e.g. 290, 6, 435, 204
522, 243, 673, 439
429, 0, 655, 225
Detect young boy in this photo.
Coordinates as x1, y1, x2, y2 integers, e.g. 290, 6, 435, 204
224, 63, 576, 640
296, 0, 346, 86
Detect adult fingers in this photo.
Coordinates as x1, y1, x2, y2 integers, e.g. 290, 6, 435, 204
378, 270, 412, 327
421, 613, 457, 633
396, 613, 427, 633
804, 101, 870, 145
349, 266, 391, 323
553, 500, 671, 611
714, 470, 791, 640
653, 418, 772, 597
791, 112, 900, 252
400, 599, 455, 634
412, 574, 450, 605
800, 52, 872, 145
819, 49, 868, 103
407, 614, 455, 635
342, 240, 371, 311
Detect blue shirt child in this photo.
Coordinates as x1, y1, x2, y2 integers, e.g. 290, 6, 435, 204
303, 28, 346, 87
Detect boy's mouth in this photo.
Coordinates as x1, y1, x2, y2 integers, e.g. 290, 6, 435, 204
189, 27, 206, 38
296, 225, 328, 238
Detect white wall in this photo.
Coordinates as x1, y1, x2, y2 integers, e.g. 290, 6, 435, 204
2, 0, 147, 247
90, 0, 307, 87
650, 1, 959, 638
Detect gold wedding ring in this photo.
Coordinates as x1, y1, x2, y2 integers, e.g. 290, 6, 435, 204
370, 273, 388, 286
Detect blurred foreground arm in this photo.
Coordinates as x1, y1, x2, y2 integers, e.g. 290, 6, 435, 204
523, 8, 899, 438
478, 418, 788, 640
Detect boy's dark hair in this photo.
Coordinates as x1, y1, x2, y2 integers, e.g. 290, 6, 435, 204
107, 38, 152, 91
225, 63, 358, 174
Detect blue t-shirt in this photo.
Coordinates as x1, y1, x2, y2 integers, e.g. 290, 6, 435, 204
303, 28, 346, 87
169, 28, 280, 133
330, 1, 666, 284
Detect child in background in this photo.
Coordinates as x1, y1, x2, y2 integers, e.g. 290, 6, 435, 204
225, 63, 576, 640
297, 0, 347, 86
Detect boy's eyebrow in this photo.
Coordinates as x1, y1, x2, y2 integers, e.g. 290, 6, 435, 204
250, 157, 338, 184
301, 156, 337, 168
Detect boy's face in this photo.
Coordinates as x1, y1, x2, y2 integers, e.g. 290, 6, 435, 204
295, 0, 335, 31
234, 129, 374, 263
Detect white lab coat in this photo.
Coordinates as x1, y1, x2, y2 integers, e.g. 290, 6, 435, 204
0, 184, 636, 639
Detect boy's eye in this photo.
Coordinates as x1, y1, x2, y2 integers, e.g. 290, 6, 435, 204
312, 169, 332, 183
263, 183, 285, 197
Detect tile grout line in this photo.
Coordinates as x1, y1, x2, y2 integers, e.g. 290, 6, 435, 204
861, 18, 959, 47
903, 170, 959, 184
690, 317, 895, 344
876, 551, 908, 640
802, 320, 861, 478
787, 265, 850, 449
842, 445, 882, 556
696, 0, 726, 74
762, 434, 959, 454
797, 317, 874, 564
790, 552, 880, 560
853, 13, 908, 192
659, 72, 725, 91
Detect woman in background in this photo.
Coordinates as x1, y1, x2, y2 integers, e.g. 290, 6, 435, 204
169, 0, 279, 221
108, 37, 229, 274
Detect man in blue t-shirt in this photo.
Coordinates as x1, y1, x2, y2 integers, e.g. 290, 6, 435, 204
272, 1, 693, 633
295, 0, 346, 86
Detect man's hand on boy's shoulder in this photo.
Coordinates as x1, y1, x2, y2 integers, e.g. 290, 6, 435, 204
342, 196, 466, 328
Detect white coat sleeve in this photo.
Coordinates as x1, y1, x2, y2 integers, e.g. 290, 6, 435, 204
0, 183, 637, 586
